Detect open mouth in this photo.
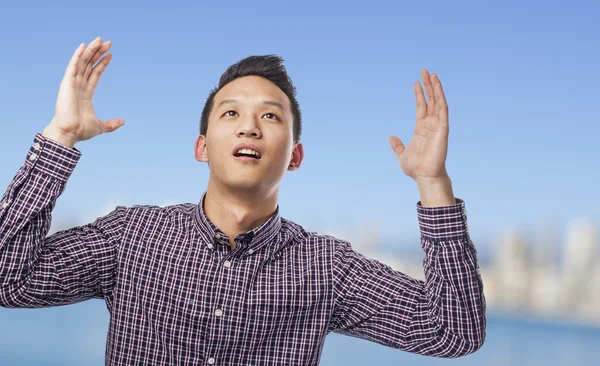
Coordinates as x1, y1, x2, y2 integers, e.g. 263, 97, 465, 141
233, 148, 261, 160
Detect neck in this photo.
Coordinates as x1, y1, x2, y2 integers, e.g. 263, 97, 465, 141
203, 177, 279, 249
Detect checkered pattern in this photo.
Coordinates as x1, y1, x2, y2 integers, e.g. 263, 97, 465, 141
0, 134, 486, 365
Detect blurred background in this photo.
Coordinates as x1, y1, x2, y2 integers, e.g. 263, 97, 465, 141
1, 0, 599, 365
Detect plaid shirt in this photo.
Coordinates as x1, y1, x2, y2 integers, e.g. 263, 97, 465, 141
0, 134, 486, 365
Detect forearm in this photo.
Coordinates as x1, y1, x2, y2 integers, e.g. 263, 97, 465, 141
0, 134, 79, 306
414, 201, 486, 355
0, 134, 78, 245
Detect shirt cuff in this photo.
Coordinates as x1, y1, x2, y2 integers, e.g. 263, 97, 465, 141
23, 133, 82, 182
416, 198, 468, 241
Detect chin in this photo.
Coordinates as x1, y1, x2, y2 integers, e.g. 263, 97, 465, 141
227, 178, 264, 192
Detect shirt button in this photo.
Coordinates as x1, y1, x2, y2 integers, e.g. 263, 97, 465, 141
214, 309, 223, 317
29, 153, 38, 161
248, 249, 254, 255
33, 142, 41, 151
207, 243, 214, 249
223, 260, 231, 268
207, 357, 216, 365
214, 232, 223, 240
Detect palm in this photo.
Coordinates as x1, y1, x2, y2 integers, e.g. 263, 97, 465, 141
390, 70, 449, 181
50, 37, 123, 142
54, 80, 103, 141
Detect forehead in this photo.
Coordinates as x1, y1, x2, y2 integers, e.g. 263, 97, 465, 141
214, 76, 291, 109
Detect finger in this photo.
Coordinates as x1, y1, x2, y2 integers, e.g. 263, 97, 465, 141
431, 74, 448, 122
88, 53, 113, 90
414, 81, 427, 120
421, 69, 436, 116
389, 136, 405, 156
83, 40, 112, 81
65, 43, 86, 78
76, 37, 103, 78
101, 118, 125, 133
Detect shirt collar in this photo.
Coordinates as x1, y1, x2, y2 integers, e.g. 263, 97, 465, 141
193, 191, 282, 249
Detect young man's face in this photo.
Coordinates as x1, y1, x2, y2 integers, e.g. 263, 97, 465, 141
195, 75, 303, 194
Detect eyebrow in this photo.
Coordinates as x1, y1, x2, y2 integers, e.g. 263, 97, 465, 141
218, 99, 285, 111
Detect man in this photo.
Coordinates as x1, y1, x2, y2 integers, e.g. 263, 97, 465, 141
0, 36, 486, 365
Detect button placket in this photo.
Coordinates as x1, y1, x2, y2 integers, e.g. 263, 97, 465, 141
209, 231, 233, 360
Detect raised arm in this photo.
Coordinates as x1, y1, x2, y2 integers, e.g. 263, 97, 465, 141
329, 70, 485, 357
0, 37, 127, 308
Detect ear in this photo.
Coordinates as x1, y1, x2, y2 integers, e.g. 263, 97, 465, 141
287, 142, 304, 171
195, 135, 209, 163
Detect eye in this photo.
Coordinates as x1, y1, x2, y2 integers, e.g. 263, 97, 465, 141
223, 110, 238, 117
263, 113, 278, 120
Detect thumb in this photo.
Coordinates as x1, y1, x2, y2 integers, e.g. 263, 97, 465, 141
102, 118, 125, 133
389, 136, 405, 156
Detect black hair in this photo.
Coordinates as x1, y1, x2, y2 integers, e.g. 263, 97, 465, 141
199, 55, 302, 143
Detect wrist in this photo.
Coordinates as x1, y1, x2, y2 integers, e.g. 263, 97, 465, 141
416, 175, 456, 207
42, 125, 77, 149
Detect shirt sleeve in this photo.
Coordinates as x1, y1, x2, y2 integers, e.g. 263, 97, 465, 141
328, 199, 486, 358
0, 133, 126, 309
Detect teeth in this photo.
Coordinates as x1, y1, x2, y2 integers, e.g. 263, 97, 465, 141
237, 148, 259, 157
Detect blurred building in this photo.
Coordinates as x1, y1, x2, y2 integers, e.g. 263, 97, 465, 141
325, 217, 600, 327
481, 218, 600, 325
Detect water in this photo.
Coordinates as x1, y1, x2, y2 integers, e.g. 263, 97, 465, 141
321, 312, 600, 365
1, 302, 598, 365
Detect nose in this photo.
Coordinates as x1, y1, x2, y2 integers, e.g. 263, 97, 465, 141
236, 115, 262, 138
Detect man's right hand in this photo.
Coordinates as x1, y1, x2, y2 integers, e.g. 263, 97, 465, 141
42, 36, 125, 148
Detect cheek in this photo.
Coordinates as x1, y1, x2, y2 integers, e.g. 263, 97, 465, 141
205, 127, 231, 158
272, 140, 294, 166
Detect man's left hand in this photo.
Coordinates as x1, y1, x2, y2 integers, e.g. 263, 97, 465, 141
390, 69, 450, 183
390, 70, 456, 206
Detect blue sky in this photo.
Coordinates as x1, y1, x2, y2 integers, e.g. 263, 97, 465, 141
1, 0, 599, 244
1, 0, 599, 364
